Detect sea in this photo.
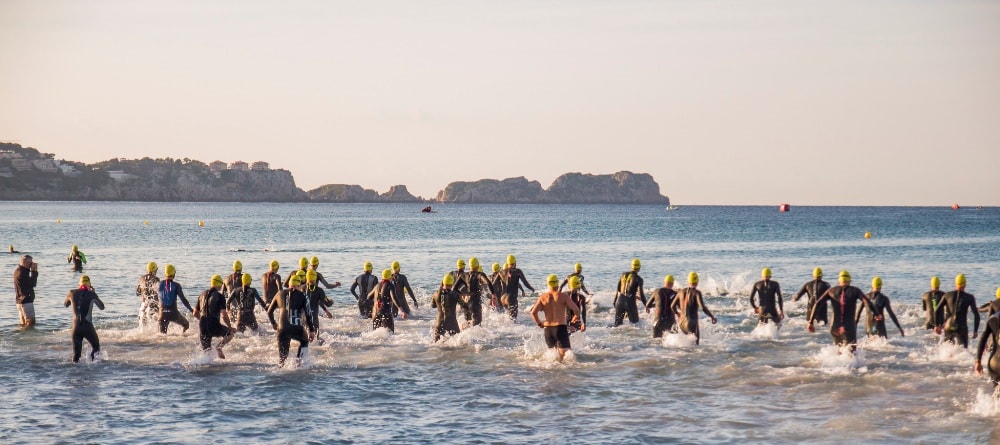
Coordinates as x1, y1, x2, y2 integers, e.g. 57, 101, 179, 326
1, 202, 998, 444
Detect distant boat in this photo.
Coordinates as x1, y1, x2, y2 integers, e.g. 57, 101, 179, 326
420, 206, 434, 213
666, 205, 679, 211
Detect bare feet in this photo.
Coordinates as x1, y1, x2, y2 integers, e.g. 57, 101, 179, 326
216, 348, 226, 359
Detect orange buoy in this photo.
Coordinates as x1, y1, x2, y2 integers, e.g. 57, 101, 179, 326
779, 203, 790, 212
951, 204, 960, 210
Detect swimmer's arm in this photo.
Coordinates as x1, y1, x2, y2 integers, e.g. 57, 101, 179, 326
698, 294, 717, 323
793, 284, 808, 302
350, 281, 361, 300
637, 279, 647, 305
854, 302, 864, 325
749, 286, 759, 311
885, 301, 903, 335
64, 291, 73, 308
529, 299, 543, 327
972, 297, 980, 335
177, 285, 194, 313
266, 298, 279, 328
252, 289, 267, 309
975, 324, 991, 373
403, 279, 418, 306
558, 277, 568, 292
520, 273, 534, 293
776, 284, 784, 314
222, 309, 232, 329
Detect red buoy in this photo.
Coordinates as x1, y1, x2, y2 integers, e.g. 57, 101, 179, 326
951, 204, 960, 210
779, 203, 790, 212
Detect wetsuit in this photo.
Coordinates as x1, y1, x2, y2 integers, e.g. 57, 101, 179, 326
260, 271, 282, 305
976, 314, 1000, 388
558, 272, 590, 295
67, 251, 85, 272
222, 271, 242, 298
227, 285, 266, 333
351, 272, 378, 318
432, 287, 467, 341
135, 273, 160, 324
567, 289, 588, 333
13, 264, 38, 325
283, 268, 308, 288
810, 285, 870, 350
935, 290, 980, 348
369, 280, 400, 332
501, 267, 534, 320
794, 278, 830, 325
196, 288, 231, 351
157, 279, 193, 334
979, 300, 1000, 319
461, 270, 492, 326
646, 287, 677, 338
304, 284, 333, 331
670, 287, 715, 345
390, 273, 418, 317
856, 291, 903, 338
613, 271, 646, 326
922, 290, 945, 329
488, 271, 506, 313
267, 287, 315, 366
64, 287, 105, 363
750, 279, 783, 325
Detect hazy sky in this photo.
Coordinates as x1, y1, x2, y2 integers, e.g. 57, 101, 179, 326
2, 0, 998, 205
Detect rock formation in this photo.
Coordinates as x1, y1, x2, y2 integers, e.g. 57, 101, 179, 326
435, 171, 669, 204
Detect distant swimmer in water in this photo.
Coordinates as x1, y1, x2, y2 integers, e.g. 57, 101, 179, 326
369, 269, 404, 333
194, 275, 235, 359
222, 260, 244, 299
807, 270, 871, 352
308, 256, 342, 290
794, 268, 830, 326
934, 274, 979, 348
613, 258, 646, 327
670, 272, 717, 345
157, 264, 194, 334
14, 254, 38, 327
351, 262, 378, 318
855, 276, 904, 339
977, 287, 1000, 319
530, 274, 583, 362
645, 275, 678, 338
8, 245, 18, 254
227, 273, 266, 334
974, 311, 1000, 392
461, 258, 493, 327
500, 255, 534, 321
260, 260, 282, 306
432, 273, 467, 342
559, 263, 592, 297
566, 276, 588, 333
922, 276, 945, 330
267, 273, 316, 367
64, 275, 105, 363
390, 261, 419, 318
67, 244, 86, 273
135, 262, 161, 326
303, 270, 333, 344
750, 268, 784, 327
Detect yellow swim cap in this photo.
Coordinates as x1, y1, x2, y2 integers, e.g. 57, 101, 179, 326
241, 273, 252, 286
547, 274, 559, 288
381, 269, 392, 280
872, 276, 882, 289
762, 268, 772, 278
457, 259, 466, 269
930, 276, 940, 289
147, 261, 158, 273
363, 262, 373, 272
631, 258, 641, 271
306, 269, 317, 282
79, 275, 91, 286
507, 254, 516, 265
72, 244, 78, 252
492, 263, 501, 273
270, 260, 279, 271
211, 274, 224, 287
574, 263, 582, 273
165, 264, 176, 277
995, 287, 1000, 300
310, 256, 320, 267
233, 260, 243, 271
688, 272, 699, 285
664, 275, 674, 285
955, 274, 966, 286
442, 273, 455, 286
469, 257, 480, 270
296, 270, 306, 278
299, 257, 308, 269
839, 270, 851, 282
391, 261, 401, 272
289, 274, 302, 286
569, 276, 582, 290
813, 267, 822, 278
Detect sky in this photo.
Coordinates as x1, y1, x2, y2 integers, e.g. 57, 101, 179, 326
1, 0, 998, 205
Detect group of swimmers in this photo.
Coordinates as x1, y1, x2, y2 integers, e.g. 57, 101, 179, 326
9, 250, 1000, 389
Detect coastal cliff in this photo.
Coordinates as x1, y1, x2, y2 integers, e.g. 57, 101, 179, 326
435, 171, 670, 204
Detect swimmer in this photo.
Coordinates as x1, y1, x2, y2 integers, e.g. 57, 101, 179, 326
227, 273, 266, 334
8, 245, 18, 254
390, 261, 419, 317
855, 276, 904, 338
303, 270, 333, 342
14, 254, 38, 327
283, 257, 310, 288
807, 270, 872, 352
368, 269, 404, 333
977, 287, 1000, 319
222, 260, 244, 298
135, 262, 161, 326
974, 312, 1000, 391
66, 244, 86, 273
934, 274, 980, 348
64, 275, 105, 363
613, 258, 646, 327
645, 275, 678, 338
308, 256, 342, 290
450, 259, 468, 295
431, 273, 468, 342
670, 272, 717, 345
488, 263, 505, 312
566, 276, 588, 333
793, 268, 830, 326
559, 263, 593, 297
530, 274, 583, 362
267, 273, 316, 367
461, 257, 493, 327
260, 260, 282, 306
499, 255, 534, 321
194, 275, 235, 359
921, 276, 945, 330
351, 262, 379, 318
750, 268, 784, 327
157, 264, 194, 334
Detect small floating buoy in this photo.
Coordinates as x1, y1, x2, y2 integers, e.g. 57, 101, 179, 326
864, 232, 872, 239
779, 203, 790, 212
56, 219, 61, 223
143, 220, 149, 225
198, 221, 204, 227
951, 203, 960, 210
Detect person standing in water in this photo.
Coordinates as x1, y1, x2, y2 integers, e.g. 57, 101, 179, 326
369, 269, 404, 333
807, 270, 872, 352
935, 274, 980, 348
194, 275, 235, 359
66, 245, 86, 272
566, 276, 588, 333
390, 261, 419, 317
922, 276, 945, 330
351, 262, 379, 318
750, 268, 784, 327
450, 259, 468, 294
855, 276, 904, 339
793, 268, 830, 326
64, 275, 105, 363
267, 273, 316, 367
13, 254, 38, 327
559, 263, 592, 297
977, 287, 1000, 319
135, 262, 161, 326
227, 273, 266, 334
222, 260, 244, 298
646, 275, 678, 338
260, 260, 282, 306
431, 273, 467, 342
974, 309, 1000, 392
488, 263, 505, 312
530, 274, 583, 362
157, 264, 194, 334
500, 255, 534, 320
671, 272, 717, 345
283, 257, 310, 288
308, 256, 341, 290
613, 258, 646, 327
462, 257, 493, 327
303, 269, 333, 343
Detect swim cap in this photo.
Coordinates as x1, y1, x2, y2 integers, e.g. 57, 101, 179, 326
391, 261, 401, 272
442, 273, 455, 286
241, 273, 252, 286
574, 263, 582, 273
211, 274, 224, 287
306, 269, 317, 282
382, 269, 392, 280
79, 275, 91, 286
813, 267, 822, 278
299, 257, 308, 269
469, 257, 480, 270
872, 276, 882, 289
631, 258, 641, 271
289, 274, 302, 286
147, 261, 158, 273
996, 287, 1000, 300
688, 272, 699, 285
955, 274, 966, 286
664, 275, 674, 285
457, 259, 466, 269
72, 244, 78, 252
839, 270, 851, 282
296, 270, 306, 279
547, 274, 559, 288
569, 276, 582, 290
165, 264, 176, 277
930, 276, 940, 289
492, 263, 501, 273
310, 256, 319, 267
507, 254, 516, 265
233, 260, 242, 271
363, 261, 373, 272
270, 260, 279, 271
762, 268, 772, 278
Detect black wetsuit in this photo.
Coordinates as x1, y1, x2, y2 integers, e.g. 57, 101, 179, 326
432, 287, 467, 341
369, 280, 400, 332
750, 279, 783, 325
794, 279, 830, 325
558, 272, 590, 295
351, 272, 378, 318
304, 284, 332, 331
222, 271, 242, 298
922, 290, 945, 329
488, 271, 505, 312
67, 251, 84, 272
979, 300, 1000, 319
267, 288, 315, 366
391, 273, 417, 317
670, 287, 714, 345
567, 289, 588, 333
461, 270, 492, 326
613, 271, 646, 326
811, 285, 870, 350
157, 279, 193, 334
197, 288, 231, 351
976, 314, 1000, 387
501, 267, 534, 320
856, 291, 903, 338
135, 273, 160, 323
261, 271, 282, 305
64, 287, 105, 363
646, 287, 677, 338
935, 290, 980, 348
14, 264, 37, 305
227, 285, 265, 333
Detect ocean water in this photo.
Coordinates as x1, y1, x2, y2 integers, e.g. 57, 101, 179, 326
1, 202, 998, 444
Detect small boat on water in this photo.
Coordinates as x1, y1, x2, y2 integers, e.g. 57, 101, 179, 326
666, 205, 679, 211
420, 206, 434, 213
